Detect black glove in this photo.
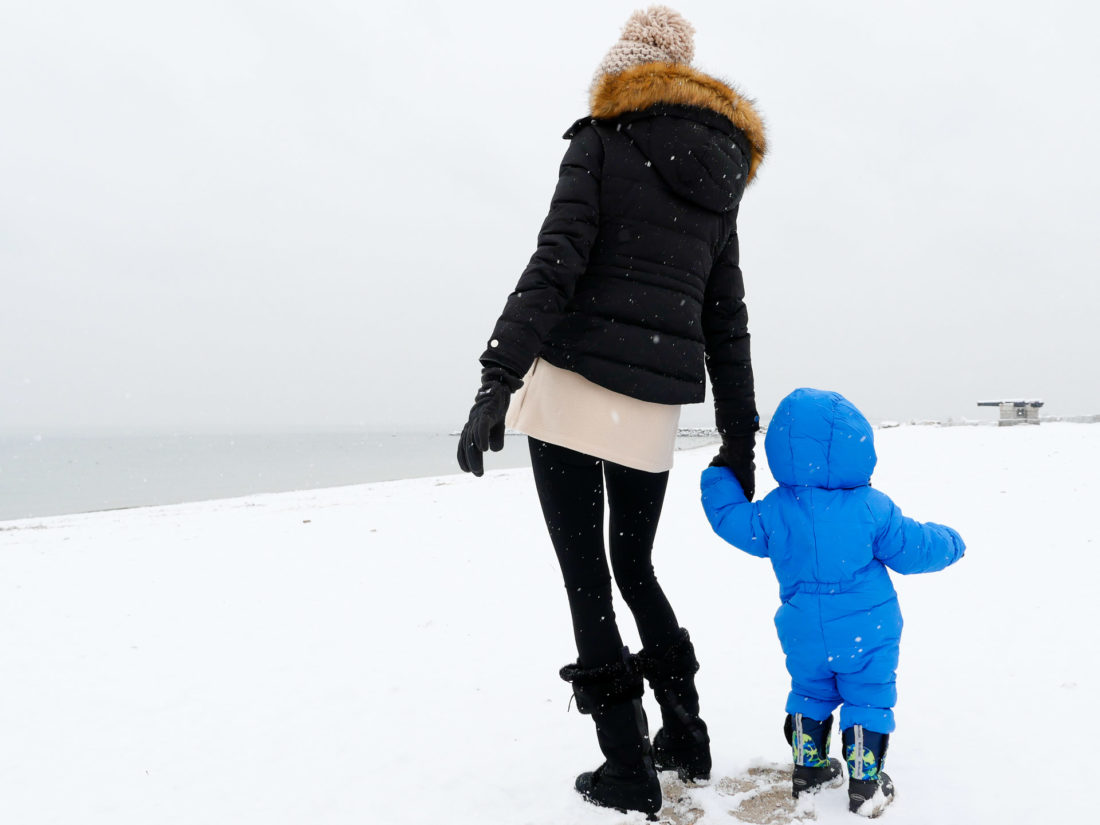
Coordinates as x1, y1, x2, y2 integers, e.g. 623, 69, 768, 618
456, 367, 524, 477
710, 433, 756, 500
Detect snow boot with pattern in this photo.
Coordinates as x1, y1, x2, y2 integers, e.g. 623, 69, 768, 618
636, 628, 711, 782
785, 713, 844, 797
843, 725, 895, 817
560, 654, 662, 817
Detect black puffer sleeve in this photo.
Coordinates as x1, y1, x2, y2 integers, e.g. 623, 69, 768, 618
702, 220, 759, 437
479, 125, 604, 376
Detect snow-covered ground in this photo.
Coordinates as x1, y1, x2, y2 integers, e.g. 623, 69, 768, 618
1, 423, 1095, 824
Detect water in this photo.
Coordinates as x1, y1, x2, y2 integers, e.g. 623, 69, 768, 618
0, 433, 476, 522
0, 432, 719, 522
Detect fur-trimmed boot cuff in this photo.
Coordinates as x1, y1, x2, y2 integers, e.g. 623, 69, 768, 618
559, 656, 645, 715
635, 628, 700, 686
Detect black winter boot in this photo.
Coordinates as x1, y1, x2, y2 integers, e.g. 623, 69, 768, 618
636, 629, 711, 782
559, 654, 662, 817
842, 725, 895, 818
784, 713, 843, 797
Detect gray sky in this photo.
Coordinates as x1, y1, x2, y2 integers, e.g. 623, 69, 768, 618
2, 0, 1098, 434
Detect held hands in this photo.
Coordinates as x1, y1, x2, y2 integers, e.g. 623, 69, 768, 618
709, 433, 756, 501
456, 367, 524, 477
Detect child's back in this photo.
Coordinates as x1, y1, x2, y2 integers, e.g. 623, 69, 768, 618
701, 388, 964, 817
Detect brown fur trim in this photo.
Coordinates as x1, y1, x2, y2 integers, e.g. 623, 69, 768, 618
590, 62, 767, 184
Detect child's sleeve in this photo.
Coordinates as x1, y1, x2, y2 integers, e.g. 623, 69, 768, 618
866, 489, 965, 574
700, 466, 769, 557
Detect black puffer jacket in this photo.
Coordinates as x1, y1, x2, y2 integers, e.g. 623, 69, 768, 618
480, 62, 767, 437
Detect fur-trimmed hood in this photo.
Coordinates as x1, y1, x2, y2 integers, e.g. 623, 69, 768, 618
590, 62, 766, 186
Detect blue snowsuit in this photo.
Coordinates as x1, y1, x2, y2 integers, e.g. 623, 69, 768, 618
701, 388, 964, 733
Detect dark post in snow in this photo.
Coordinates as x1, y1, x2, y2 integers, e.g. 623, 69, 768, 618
976, 400, 1044, 426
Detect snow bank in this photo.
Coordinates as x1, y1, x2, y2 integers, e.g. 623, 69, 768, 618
1, 424, 1095, 824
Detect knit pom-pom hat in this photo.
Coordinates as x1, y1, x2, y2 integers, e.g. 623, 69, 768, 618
592, 6, 696, 87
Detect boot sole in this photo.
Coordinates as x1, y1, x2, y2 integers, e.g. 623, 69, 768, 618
793, 771, 845, 798
792, 758, 844, 798
653, 745, 711, 783
578, 797, 659, 821
848, 774, 896, 818
849, 793, 894, 818
654, 762, 711, 783
575, 772, 662, 817
577, 791, 661, 820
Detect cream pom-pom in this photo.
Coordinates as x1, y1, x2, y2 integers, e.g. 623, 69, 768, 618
619, 5, 695, 65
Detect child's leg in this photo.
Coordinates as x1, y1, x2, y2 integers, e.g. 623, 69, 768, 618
834, 642, 899, 735
786, 669, 843, 723
824, 594, 902, 734
777, 599, 846, 797
786, 712, 844, 796
776, 598, 843, 722
836, 645, 898, 816
842, 725, 895, 816
782, 662, 844, 796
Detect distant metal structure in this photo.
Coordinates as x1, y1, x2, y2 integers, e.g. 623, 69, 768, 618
977, 399, 1044, 426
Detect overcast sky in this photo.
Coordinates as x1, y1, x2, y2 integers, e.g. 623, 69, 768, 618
2, 0, 1098, 434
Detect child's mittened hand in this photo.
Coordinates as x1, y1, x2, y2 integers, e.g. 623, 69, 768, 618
946, 525, 966, 561
710, 434, 755, 500
700, 464, 764, 554
700, 464, 735, 489
928, 522, 966, 565
700, 465, 747, 503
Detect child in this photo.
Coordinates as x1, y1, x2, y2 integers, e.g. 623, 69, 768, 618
700, 388, 964, 817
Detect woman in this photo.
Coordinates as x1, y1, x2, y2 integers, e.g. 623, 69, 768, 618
457, 6, 766, 815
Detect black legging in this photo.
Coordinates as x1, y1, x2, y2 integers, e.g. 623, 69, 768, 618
529, 437, 681, 668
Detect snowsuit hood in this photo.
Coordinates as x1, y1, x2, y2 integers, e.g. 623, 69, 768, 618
764, 388, 877, 490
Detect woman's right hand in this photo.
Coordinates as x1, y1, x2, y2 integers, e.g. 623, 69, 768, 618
456, 367, 523, 477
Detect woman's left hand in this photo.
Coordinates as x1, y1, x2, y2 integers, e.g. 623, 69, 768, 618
709, 434, 756, 500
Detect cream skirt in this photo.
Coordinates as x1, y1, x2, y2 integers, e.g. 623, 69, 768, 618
505, 358, 681, 473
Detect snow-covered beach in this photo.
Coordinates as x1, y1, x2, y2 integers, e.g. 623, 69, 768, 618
1, 423, 1095, 824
